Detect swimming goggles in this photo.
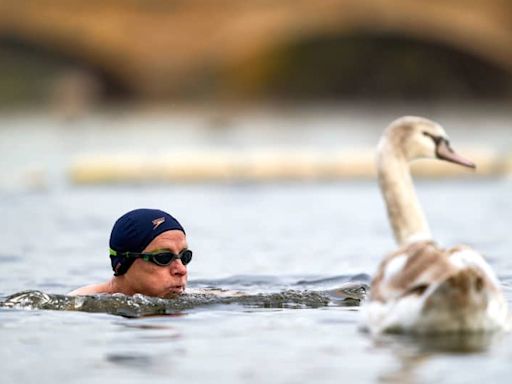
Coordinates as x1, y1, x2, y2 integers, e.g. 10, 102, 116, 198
110, 248, 193, 266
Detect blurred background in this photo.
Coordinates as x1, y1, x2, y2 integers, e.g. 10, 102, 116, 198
2, 0, 512, 106
1, 0, 512, 189
2, 0, 512, 105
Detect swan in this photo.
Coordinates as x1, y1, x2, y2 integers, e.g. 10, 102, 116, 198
361, 116, 508, 334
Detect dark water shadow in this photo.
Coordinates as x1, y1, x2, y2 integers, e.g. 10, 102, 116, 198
105, 352, 153, 369
0, 254, 22, 263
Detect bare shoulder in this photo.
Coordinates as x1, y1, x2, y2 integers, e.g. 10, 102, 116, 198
68, 282, 111, 296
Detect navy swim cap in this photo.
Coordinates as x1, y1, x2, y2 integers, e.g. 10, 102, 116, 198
109, 208, 185, 276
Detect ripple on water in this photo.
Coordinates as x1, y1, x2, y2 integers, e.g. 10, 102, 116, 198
0, 283, 367, 318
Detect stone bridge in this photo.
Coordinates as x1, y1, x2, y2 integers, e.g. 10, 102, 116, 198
1, 0, 512, 98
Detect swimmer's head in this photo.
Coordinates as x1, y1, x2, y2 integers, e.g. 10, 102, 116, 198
109, 209, 186, 275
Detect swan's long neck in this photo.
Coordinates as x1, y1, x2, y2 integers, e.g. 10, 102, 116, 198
377, 137, 432, 245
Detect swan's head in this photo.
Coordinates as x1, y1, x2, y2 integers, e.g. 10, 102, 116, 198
381, 116, 476, 168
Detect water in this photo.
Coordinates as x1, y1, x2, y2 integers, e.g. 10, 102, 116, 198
1, 107, 512, 383
1, 181, 512, 383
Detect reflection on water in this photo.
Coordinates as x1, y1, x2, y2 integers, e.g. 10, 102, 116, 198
373, 332, 503, 383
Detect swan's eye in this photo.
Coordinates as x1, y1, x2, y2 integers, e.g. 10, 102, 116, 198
422, 131, 442, 145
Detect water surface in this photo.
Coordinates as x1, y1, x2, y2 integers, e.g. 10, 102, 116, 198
1, 107, 512, 383
2, 180, 512, 383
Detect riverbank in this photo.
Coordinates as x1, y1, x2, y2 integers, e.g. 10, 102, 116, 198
69, 147, 511, 184
1, 103, 511, 188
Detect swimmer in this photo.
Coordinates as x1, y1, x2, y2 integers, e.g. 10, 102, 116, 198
68, 209, 190, 297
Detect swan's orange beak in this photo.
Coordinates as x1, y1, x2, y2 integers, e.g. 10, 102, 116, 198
436, 139, 476, 169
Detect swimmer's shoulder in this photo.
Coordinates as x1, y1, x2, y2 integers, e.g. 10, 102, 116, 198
68, 282, 112, 296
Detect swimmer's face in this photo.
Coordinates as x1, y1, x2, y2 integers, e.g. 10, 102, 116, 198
123, 230, 188, 297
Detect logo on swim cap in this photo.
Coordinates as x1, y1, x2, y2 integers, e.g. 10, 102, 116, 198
152, 217, 166, 230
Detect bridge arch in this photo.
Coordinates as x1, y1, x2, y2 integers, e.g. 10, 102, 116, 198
1, 0, 512, 101
227, 31, 512, 100
0, 35, 132, 105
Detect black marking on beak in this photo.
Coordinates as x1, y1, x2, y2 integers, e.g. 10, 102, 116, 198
423, 131, 476, 169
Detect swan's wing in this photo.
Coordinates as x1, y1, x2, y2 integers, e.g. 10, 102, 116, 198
363, 241, 507, 333
369, 241, 458, 303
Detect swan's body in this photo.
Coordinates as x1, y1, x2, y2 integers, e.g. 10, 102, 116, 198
362, 116, 508, 334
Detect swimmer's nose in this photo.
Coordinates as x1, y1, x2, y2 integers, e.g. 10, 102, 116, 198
171, 259, 187, 276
